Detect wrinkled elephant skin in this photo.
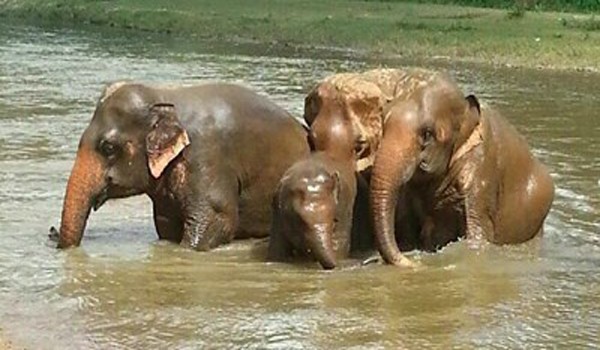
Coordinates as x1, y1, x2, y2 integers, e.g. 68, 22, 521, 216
267, 152, 357, 270
55, 82, 310, 251
304, 68, 435, 173
370, 73, 555, 266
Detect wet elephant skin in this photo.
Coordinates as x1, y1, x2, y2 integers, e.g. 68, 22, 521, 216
55, 82, 310, 251
369, 73, 555, 267
267, 152, 357, 270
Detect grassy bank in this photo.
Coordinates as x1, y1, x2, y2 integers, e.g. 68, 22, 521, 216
0, 0, 599, 71
375, 0, 600, 13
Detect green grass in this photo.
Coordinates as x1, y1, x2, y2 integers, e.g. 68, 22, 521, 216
371, 0, 600, 13
0, 0, 599, 71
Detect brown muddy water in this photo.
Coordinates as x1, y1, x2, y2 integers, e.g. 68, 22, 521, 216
0, 23, 598, 349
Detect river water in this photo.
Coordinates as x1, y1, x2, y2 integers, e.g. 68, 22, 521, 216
0, 23, 598, 349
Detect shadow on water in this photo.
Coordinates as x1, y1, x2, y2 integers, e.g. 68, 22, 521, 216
0, 22, 598, 349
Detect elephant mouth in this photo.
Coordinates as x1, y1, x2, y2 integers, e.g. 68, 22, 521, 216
92, 184, 141, 211
92, 186, 109, 211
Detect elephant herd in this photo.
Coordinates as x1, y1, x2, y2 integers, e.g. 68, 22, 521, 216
51, 68, 555, 270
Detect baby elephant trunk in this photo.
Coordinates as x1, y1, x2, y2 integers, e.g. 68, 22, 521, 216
306, 223, 337, 270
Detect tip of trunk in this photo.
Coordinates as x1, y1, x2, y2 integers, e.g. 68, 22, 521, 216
50, 226, 80, 249
318, 258, 337, 270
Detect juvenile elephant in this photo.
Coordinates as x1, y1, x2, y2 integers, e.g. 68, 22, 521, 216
268, 84, 371, 269
370, 73, 555, 266
55, 82, 310, 250
267, 152, 356, 270
304, 68, 434, 172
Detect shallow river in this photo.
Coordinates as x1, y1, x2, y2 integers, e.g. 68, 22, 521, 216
0, 23, 598, 349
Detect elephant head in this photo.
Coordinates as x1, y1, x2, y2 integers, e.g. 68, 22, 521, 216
370, 74, 481, 265
57, 82, 190, 248
278, 160, 342, 270
304, 77, 386, 170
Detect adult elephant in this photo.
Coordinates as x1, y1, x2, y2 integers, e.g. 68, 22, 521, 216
55, 82, 310, 250
370, 73, 555, 266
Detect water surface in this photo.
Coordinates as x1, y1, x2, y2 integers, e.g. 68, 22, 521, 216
0, 23, 598, 349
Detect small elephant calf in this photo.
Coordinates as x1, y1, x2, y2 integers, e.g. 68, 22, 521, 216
267, 152, 357, 269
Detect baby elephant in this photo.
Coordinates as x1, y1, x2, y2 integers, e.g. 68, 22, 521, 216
268, 152, 356, 270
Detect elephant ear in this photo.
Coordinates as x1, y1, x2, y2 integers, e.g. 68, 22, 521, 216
303, 85, 320, 126
450, 94, 483, 167
146, 103, 190, 178
466, 94, 481, 117
306, 128, 317, 152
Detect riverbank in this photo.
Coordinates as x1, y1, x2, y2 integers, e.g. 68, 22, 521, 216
1, 1, 599, 70
1, 0, 599, 72
395, 0, 600, 13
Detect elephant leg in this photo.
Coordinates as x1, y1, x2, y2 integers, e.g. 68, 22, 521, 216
180, 201, 239, 251
419, 217, 436, 252
153, 201, 183, 242
350, 172, 374, 253
464, 189, 495, 248
180, 173, 240, 251
394, 189, 420, 252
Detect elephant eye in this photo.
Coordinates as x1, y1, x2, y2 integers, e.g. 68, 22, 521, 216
99, 140, 118, 158
421, 128, 434, 146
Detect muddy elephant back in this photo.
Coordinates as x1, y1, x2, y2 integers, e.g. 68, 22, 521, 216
362, 67, 437, 103
361, 68, 411, 100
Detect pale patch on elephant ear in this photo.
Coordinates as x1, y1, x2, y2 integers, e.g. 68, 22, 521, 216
450, 94, 484, 168
146, 103, 190, 178
450, 122, 483, 168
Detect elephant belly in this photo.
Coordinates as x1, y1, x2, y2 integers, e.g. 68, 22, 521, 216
237, 203, 270, 238
236, 183, 274, 238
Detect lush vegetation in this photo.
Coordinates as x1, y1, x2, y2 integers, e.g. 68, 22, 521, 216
0, 0, 598, 71
369, 0, 600, 13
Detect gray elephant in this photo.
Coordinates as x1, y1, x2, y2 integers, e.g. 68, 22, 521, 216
54, 82, 310, 251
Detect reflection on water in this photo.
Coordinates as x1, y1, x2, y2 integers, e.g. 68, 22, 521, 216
0, 23, 598, 349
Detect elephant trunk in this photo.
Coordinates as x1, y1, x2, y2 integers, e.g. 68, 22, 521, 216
58, 143, 105, 248
307, 224, 336, 270
370, 127, 418, 265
